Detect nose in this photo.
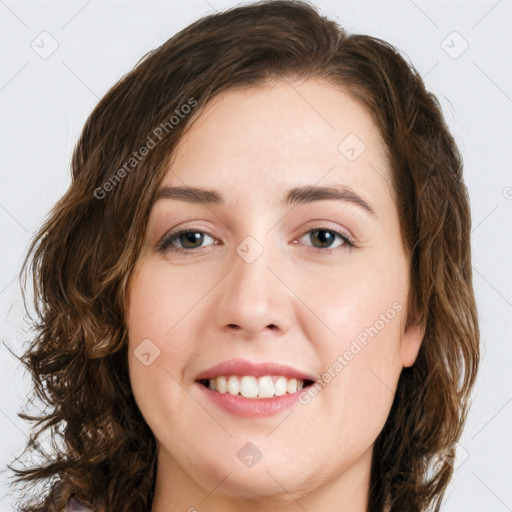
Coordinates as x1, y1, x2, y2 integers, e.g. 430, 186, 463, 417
213, 237, 294, 339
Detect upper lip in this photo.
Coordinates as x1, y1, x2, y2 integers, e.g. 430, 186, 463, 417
195, 358, 316, 382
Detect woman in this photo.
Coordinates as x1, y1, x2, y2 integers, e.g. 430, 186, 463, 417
10, 1, 479, 511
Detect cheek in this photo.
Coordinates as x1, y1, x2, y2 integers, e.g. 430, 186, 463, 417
298, 301, 404, 459
126, 258, 208, 345
291, 244, 408, 356
292, 248, 407, 447
125, 263, 188, 422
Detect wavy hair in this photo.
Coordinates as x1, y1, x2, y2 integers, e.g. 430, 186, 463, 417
9, 1, 479, 511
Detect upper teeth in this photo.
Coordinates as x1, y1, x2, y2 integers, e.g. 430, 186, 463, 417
208, 375, 304, 398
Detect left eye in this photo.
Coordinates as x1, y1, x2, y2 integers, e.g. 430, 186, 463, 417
296, 228, 353, 250
157, 227, 353, 253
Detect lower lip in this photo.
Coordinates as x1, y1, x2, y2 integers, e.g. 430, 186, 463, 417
197, 383, 308, 418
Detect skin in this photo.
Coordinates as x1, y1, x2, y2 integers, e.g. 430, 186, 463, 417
125, 78, 424, 512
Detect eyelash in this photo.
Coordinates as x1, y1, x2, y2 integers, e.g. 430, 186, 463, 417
156, 226, 357, 255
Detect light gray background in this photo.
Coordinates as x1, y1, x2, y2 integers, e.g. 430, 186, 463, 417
1, 0, 511, 510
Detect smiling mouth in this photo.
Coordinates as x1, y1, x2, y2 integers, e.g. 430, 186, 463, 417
197, 375, 315, 399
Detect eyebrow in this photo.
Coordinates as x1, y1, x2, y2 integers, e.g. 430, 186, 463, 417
155, 184, 376, 217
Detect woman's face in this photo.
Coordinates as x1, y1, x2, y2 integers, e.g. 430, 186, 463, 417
126, 79, 424, 509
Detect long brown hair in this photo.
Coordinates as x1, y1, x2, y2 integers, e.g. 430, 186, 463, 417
9, 1, 479, 510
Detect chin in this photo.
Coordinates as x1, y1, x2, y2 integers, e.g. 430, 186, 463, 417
197, 449, 307, 499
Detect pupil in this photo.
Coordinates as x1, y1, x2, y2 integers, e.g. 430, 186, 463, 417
312, 229, 333, 247
178, 231, 335, 249
182, 232, 203, 248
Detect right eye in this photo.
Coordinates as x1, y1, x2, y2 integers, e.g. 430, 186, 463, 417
157, 228, 218, 253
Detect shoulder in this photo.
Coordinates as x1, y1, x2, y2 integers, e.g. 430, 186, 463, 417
62, 495, 96, 512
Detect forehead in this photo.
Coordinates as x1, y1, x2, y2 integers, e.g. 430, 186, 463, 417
160, 79, 393, 211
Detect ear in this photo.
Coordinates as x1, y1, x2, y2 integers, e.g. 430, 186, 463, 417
401, 317, 425, 368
